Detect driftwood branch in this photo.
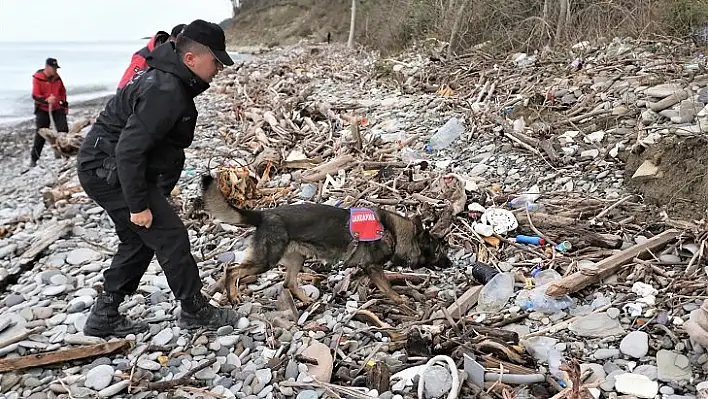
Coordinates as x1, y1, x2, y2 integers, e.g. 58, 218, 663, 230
145, 358, 217, 391
0, 339, 129, 372
546, 229, 680, 297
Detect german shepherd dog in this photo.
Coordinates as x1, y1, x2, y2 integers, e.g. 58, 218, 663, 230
200, 174, 452, 305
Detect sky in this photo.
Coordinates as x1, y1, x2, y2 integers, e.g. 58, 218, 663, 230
0, 0, 234, 42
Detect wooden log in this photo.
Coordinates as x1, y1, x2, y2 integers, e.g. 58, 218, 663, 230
546, 229, 680, 298
68, 117, 91, 134
300, 155, 358, 183
516, 212, 622, 249
0, 339, 129, 372
1, 220, 73, 291
431, 285, 483, 321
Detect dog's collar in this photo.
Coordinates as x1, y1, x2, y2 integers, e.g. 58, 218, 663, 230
349, 207, 384, 242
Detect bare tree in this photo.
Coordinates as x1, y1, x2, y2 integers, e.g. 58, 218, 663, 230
555, 0, 570, 44
447, 0, 470, 58
348, 0, 357, 48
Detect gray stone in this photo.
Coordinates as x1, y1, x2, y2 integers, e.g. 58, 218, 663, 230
296, 390, 318, 399
633, 364, 658, 380
421, 365, 452, 399
23, 377, 42, 388
85, 364, 115, 390
580, 363, 606, 385
600, 370, 625, 391
594, 348, 620, 360
620, 331, 649, 358
285, 359, 299, 380
237, 317, 250, 330
4, 294, 25, 307
657, 350, 692, 383
219, 335, 239, 347
66, 248, 102, 265
217, 325, 234, 336
137, 359, 162, 371
152, 328, 175, 346
98, 380, 130, 398
42, 285, 65, 296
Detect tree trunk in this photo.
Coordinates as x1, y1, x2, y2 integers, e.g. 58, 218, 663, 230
554, 0, 569, 44
447, 0, 469, 58
347, 0, 357, 48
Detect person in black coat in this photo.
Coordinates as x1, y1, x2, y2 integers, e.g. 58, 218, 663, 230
76, 19, 239, 337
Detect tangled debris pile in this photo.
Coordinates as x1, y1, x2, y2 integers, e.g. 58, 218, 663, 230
1, 38, 708, 399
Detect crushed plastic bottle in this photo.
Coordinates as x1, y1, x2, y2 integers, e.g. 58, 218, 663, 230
507, 184, 542, 211
528, 287, 573, 314
399, 147, 426, 163
425, 117, 464, 151
477, 272, 514, 313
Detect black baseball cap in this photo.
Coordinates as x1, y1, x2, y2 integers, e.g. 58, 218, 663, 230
170, 23, 185, 38
46, 58, 60, 69
181, 19, 233, 66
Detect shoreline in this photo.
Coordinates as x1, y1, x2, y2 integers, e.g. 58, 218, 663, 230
0, 94, 114, 131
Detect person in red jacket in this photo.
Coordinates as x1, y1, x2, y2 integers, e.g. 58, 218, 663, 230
117, 24, 185, 90
30, 57, 69, 167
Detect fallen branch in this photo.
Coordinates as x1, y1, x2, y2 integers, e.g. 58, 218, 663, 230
300, 155, 358, 183
0, 339, 129, 372
145, 357, 217, 391
546, 229, 680, 297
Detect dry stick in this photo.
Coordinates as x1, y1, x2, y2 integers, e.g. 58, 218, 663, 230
525, 207, 559, 248
591, 195, 633, 222
685, 239, 707, 276
145, 358, 217, 391
57, 377, 76, 399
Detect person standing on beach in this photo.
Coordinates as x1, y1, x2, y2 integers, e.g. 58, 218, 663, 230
117, 24, 186, 90
76, 20, 238, 337
30, 57, 69, 167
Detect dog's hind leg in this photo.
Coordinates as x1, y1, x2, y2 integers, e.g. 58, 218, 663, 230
224, 261, 271, 303
225, 227, 289, 303
364, 265, 408, 305
280, 250, 311, 304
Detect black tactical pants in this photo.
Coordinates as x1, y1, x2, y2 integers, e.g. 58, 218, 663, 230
32, 109, 69, 163
77, 168, 202, 299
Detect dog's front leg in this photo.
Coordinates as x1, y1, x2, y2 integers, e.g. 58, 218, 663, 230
364, 265, 408, 305
281, 252, 312, 305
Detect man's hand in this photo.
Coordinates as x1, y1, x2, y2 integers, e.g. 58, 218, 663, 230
47, 95, 57, 105
130, 209, 153, 228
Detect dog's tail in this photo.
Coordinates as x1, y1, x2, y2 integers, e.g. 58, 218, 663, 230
200, 173, 263, 227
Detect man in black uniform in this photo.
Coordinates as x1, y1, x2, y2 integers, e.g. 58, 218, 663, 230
76, 19, 240, 337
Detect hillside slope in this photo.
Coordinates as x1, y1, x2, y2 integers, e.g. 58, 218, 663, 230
225, 0, 708, 55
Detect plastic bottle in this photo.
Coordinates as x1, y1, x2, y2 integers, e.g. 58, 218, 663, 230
477, 272, 514, 313
528, 288, 573, 313
399, 147, 426, 163
507, 185, 542, 211
425, 117, 464, 151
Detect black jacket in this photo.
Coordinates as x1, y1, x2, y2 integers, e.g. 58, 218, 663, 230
77, 42, 209, 213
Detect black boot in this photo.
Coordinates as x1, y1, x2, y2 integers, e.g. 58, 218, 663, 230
178, 293, 241, 330
83, 292, 149, 338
